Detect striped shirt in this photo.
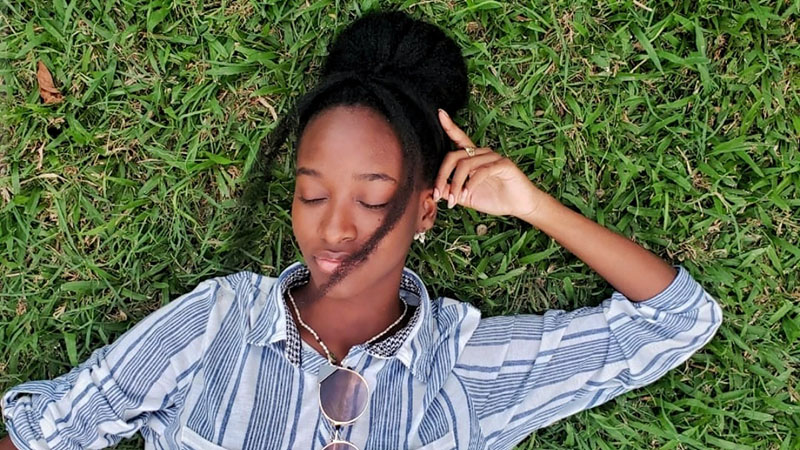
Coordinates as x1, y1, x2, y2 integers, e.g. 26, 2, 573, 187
2, 262, 722, 449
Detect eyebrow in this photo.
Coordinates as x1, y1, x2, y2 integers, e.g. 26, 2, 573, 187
296, 167, 397, 183
296, 167, 322, 177
354, 172, 397, 183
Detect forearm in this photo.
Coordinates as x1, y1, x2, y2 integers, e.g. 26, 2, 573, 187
0, 436, 18, 450
522, 193, 677, 301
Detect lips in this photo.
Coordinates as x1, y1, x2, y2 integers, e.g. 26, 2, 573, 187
313, 251, 351, 274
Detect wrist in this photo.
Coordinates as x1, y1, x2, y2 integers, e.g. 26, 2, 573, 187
516, 187, 559, 227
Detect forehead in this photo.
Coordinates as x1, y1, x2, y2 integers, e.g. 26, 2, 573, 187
296, 105, 403, 175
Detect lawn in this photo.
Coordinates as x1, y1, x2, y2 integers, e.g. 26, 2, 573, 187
1, 0, 799, 448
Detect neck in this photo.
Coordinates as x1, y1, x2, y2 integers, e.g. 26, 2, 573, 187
290, 265, 409, 356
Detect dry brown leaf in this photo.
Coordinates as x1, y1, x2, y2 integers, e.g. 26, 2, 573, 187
37, 61, 64, 104
16, 299, 27, 316
254, 97, 278, 121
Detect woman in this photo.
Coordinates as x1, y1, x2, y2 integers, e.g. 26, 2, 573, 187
1, 11, 722, 450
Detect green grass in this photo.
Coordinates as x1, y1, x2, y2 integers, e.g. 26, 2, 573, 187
1, 0, 799, 448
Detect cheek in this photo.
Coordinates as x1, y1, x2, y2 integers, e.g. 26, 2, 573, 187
290, 199, 312, 241
374, 212, 417, 251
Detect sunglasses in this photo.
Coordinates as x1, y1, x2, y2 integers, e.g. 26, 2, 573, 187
318, 362, 370, 450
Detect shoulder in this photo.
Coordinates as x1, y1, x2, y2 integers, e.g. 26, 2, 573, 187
216, 270, 279, 294
430, 295, 482, 330
188, 270, 279, 314
425, 296, 483, 359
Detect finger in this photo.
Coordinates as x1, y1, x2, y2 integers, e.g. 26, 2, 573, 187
434, 148, 493, 202
434, 150, 462, 201
448, 153, 502, 208
438, 109, 476, 149
439, 182, 451, 207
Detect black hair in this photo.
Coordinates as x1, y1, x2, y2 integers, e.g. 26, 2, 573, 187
240, 10, 468, 296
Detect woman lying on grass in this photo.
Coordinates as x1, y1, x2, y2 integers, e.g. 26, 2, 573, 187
1, 10, 722, 450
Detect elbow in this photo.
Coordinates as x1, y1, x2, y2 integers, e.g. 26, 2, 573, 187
668, 290, 724, 368
705, 291, 724, 336
615, 289, 724, 388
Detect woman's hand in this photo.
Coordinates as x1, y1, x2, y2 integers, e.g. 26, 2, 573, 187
434, 109, 677, 300
434, 109, 548, 220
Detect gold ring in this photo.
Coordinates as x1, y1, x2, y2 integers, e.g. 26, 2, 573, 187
464, 147, 476, 157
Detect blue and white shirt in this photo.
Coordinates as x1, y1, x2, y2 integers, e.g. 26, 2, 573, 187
2, 262, 722, 449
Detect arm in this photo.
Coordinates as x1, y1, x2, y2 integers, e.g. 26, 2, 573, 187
436, 110, 722, 446
520, 193, 677, 301
0, 436, 18, 450
457, 268, 722, 446
1, 279, 219, 449
434, 108, 676, 300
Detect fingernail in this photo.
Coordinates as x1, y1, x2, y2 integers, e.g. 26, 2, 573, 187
460, 188, 468, 203
448, 194, 455, 209
433, 188, 440, 201
438, 108, 449, 118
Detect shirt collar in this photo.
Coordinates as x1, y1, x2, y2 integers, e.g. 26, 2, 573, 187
245, 262, 436, 383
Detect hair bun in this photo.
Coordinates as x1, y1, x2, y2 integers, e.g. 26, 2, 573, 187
321, 11, 468, 114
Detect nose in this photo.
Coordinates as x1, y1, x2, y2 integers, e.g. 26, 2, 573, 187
318, 199, 357, 245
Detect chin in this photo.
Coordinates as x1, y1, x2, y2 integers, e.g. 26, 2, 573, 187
313, 257, 389, 296
310, 273, 362, 300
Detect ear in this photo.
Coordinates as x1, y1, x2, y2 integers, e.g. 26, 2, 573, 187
416, 187, 438, 232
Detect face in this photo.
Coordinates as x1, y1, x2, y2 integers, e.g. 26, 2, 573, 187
292, 105, 436, 298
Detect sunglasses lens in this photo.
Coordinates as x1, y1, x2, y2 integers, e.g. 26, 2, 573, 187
319, 368, 368, 424
322, 443, 359, 450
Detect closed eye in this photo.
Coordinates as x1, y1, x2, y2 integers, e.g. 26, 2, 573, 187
299, 198, 386, 210
360, 201, 388, 210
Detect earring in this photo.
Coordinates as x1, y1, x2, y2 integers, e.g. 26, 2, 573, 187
413, 231, 426, 244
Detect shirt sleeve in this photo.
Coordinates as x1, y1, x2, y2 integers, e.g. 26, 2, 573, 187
1, 279, 220, 450
455, 266, 723, 449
